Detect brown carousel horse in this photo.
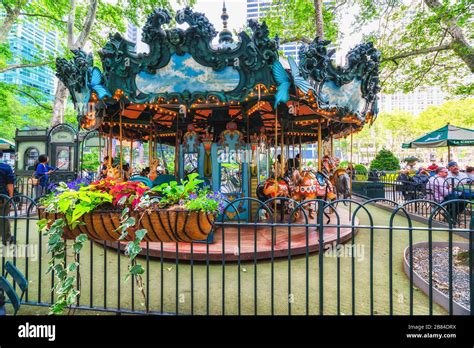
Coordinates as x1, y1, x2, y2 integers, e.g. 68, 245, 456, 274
257, 168, 336, 221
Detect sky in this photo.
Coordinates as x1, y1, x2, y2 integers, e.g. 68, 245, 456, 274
136, 0, 371, 64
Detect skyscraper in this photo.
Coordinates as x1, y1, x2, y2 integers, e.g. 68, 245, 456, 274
379, 86, 448, 115
246, 0, 334, 63
0, 17, 60, 98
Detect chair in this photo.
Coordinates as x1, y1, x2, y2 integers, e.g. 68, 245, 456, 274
0, 261, 28, 315
129, 176, 153, 188
152, 174, 177, 188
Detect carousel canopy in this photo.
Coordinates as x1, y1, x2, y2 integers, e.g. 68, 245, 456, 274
55, 6, 381, 144
0, 138, 15, 153
402, 124, 474, 149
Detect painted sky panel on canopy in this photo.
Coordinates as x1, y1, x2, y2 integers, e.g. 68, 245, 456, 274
136, 53, 240, 94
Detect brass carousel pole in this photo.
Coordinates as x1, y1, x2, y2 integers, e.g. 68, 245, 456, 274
273, 107, 278, 227
299, 134, 302, 171
108, 122, 113, 168
330, 124, 334, 158
130, 138, 134, 175
318, 120, 322, 171
119, 103, 124, 179
349, 125, 354, 221
175, 110, 179, 179
281, 118, 284, 178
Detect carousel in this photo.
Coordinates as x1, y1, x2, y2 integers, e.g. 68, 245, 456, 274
54, 5, 381, 260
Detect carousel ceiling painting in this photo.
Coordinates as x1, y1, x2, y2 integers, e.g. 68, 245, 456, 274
55, 6, 381, 143
135, 53, 241, 95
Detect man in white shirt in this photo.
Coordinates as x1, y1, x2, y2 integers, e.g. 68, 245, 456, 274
447, 161, 469, 181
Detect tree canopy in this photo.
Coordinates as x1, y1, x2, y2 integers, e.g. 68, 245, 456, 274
263, 0, 473, 96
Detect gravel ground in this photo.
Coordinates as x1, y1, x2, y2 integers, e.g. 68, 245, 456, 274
410, 246, 471, 310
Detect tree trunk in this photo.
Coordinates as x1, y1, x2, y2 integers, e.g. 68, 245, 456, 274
313, 0, 324, 39
51, 81, 68, 125
0, 10, 20, 44
423, 0, 474, 72
50, 0, 98, 126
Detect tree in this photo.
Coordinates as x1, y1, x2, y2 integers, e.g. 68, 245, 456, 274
51, 0, 184, 125
0, 82, 77, 141
263, 0, 338, 44
354, 0, 473, 95
263, 0, 473, 95
370, 148, 401, 171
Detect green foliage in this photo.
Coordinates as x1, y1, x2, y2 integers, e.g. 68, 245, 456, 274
81, 151, 100, 172
339, 161, 348, 169
40, 184, 113, 229
152, 173, 203, 206
38, 217, 87, 314
185, 191, 223, 214
354, 164, 368, 175
354, 0, 473, 94
262, 0, 339, 43
370, 149, 400, 171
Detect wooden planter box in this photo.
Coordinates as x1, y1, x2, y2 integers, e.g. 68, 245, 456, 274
38, 207, 215, 243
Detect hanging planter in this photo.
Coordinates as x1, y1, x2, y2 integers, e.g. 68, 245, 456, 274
38, 207, 215, 242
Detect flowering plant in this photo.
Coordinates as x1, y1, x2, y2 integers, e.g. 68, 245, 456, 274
47, 177, 91, 193
185, 191, 226, 214
151, 173, 225, 214
88, 178, 149, 209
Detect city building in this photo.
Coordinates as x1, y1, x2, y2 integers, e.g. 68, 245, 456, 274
379, 86, 448, 115
0, 16, 61, 98
125, 22, 139, 53
246, 0, 335, 64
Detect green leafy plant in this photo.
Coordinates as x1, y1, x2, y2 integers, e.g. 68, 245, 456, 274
354, 164, 368, 175
152, 173, 203, 206
41, 184, 113, 229
370, 149, 400, 171
38, 218, 88, 314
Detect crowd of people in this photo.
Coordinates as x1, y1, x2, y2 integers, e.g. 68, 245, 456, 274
396, 161, 472, 203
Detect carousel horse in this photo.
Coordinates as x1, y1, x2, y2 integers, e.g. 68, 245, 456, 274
257, 167, 336, 222
291, 169, 336, 220
332, 168, 351, 201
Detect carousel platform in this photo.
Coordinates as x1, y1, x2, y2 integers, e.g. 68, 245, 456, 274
98, 206, 359, 261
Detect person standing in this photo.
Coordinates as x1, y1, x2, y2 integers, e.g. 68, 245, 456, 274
34, 155, 58, 197
0, 150, 14, 244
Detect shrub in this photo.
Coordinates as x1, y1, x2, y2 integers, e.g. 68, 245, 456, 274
339, 161, 349, 169
370, 149, 400, 171
354, 164, 368, 174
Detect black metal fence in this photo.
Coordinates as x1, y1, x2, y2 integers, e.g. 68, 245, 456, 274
352, 174, 473, 228
0, 195, 473, 315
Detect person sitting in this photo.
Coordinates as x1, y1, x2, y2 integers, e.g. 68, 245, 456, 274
140, 167, 150, 177
465, 166, 474, 182
447, 161, 469, 182
397, 169, 416, 200
427, 160, 438, 172
99, 156, 110, 179
122, 163, 130, 181
286, 154, 301, 172
426, 167, 450, 203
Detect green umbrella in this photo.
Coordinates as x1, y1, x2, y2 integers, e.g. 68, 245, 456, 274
402, 124, 474, 162
0, 138, 15, 152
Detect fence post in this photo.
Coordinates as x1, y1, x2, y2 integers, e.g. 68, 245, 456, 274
470, 215, 474, 315
318, 201, 324, 315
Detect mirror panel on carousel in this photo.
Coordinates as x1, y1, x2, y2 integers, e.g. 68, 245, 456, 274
212, 121, 249, 221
